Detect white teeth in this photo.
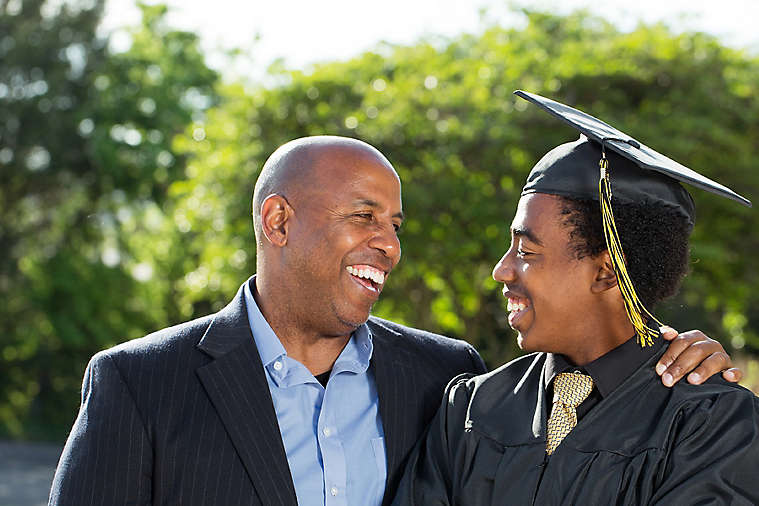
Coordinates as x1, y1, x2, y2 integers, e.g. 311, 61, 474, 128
507, 300, 528, 312
346, 266, 385, 285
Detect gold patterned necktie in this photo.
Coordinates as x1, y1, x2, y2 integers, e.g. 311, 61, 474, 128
546, 371, 594, 455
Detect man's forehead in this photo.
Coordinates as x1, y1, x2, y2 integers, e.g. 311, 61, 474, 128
335, 187, 404, 215
299, 167, 402, 214
510, 194, 564, 241
511, 195, 539, 229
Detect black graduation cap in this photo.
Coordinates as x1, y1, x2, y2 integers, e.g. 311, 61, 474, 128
515, 90, 751, 210
513, 90, 752, 346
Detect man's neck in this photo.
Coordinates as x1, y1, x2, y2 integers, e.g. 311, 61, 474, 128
252, 277, 351, 375
561, 318, 637, 366
276, 331, 351, 376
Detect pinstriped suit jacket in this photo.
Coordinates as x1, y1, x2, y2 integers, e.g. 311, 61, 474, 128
49, 282, 486, 505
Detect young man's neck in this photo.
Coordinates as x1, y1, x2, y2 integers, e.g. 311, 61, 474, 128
561, 317, 637, 366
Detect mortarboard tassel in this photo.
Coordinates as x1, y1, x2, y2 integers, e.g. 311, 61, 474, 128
598, 146, 663, 346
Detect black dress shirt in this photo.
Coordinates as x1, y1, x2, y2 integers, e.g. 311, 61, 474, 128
544, 336, 666, 419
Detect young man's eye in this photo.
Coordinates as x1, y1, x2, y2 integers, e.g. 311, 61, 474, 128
517, 249, 532, 258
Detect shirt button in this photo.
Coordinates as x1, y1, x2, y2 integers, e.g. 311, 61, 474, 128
323, 427, 332, 437
330, 487, 338, 496
273, 361, 283, 371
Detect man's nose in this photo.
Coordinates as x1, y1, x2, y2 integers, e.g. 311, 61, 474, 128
492, 251, 515, 283
368, 224, 401, 265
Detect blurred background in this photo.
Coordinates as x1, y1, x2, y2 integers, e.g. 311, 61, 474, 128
1, 0, 758, 498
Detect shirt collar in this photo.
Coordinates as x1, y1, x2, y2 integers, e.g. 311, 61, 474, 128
545, 336, 665, 398
243, 275, 374, 379
334, 322, 373, 374
243, 276, 286, 368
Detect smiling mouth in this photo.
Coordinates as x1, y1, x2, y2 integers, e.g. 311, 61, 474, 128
507, 296, 531, 327
346, 265, 386, 294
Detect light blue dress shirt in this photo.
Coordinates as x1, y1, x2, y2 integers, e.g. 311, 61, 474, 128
244, 278, 387, 506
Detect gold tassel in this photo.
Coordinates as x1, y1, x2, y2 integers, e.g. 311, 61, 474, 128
598, 152, 662, 346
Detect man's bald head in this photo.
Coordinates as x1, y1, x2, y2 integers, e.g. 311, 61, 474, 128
251, 136, 396, 243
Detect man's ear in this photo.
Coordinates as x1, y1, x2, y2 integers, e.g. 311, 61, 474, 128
591, 250, 618, 293
260, 194, 293, 247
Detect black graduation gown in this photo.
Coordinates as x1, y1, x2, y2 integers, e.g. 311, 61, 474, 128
392, 348, 759, 505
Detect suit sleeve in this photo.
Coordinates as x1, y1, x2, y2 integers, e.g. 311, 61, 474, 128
49, 352, 153, 505
465, 344, 488, 375
391, 374, 474, 506
652, 389, 759, 505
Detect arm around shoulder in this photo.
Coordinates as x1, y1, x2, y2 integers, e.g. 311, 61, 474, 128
49, 351, 152, 505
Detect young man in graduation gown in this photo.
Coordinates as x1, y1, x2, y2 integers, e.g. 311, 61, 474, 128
392, 92, 759, 505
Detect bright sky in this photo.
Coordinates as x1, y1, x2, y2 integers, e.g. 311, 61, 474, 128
101, 0, 758, 80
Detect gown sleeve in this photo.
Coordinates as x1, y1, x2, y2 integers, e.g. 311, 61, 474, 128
390, 374, 476, 506
651, 387, 759, 505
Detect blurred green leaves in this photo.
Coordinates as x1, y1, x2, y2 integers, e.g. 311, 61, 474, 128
0, 0, 218, 439
2, 3, 758, 439
180, 10, 759, 369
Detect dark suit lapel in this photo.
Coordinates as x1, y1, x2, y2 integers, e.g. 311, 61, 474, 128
196, 284, 297, 506
369, 320, 418, 505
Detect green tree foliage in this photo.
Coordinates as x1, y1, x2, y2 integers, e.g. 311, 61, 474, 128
3, 6, 758, 439
0, 0, 218, 439
172, 10, 759, 370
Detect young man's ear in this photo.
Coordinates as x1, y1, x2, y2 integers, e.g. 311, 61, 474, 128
260, 194, 293, 247
591, 250, 619, 293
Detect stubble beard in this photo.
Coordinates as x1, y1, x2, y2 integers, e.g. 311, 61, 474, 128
329, 299, 374, 335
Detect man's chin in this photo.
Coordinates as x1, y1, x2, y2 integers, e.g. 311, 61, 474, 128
515, 331, 533, 352
333, 304, 373, 333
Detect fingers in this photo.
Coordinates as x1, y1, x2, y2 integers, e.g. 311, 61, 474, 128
722, 367, 743, 383
656, 329, 702, 379
659, 325, 678, 341
682, 351, 733, 385
656, 330, 728, 387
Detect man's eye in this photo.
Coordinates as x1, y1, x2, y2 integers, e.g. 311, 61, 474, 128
354, 213, 373, 220
517, 249, 532, 258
